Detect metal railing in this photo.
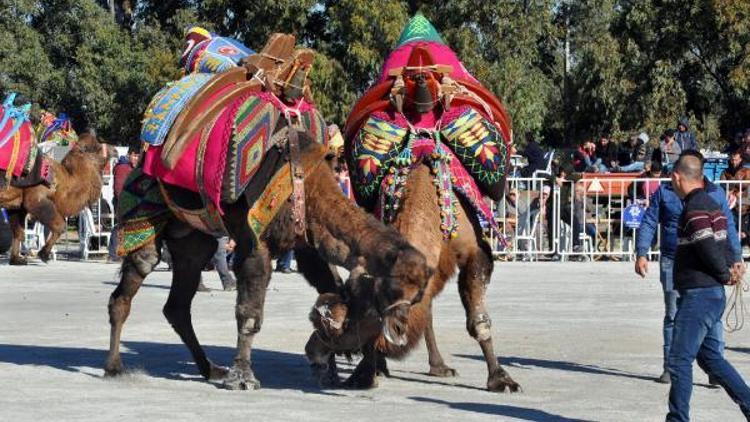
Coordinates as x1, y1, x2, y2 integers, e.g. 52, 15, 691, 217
490, 176, 749, 262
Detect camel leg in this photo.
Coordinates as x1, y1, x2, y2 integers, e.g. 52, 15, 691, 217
163, 231, 227, 381
7, 210, 27, 265
344, 340, 379, 389
27, 200, 64, 263
221, 240, 271, 390
104, 242, 159, 376
424, 299, 458, 377
295, 246, 343, 294
457, 242, 520, 392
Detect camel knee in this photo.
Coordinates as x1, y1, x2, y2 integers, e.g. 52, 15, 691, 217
236, 304, 263, 335
467, 313, 492, 342
126, 245, 159, 278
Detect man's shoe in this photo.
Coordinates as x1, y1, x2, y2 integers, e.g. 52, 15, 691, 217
223, 279, 237, 291
281, 268, 292, 274
197, 281, 210, 292
656, 370, 671, 384
707, 376, 721, 389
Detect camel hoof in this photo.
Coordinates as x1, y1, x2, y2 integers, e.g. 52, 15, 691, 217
311, 363, 341, 388
9, 256, 27, 266
219, 367, 261, 391
38, 249, 51, 263
104, 359, 124, 377
207, 363, 230, 381
343, 368, 378, 390
428, 364, 458, 378
487, 368, 521, 393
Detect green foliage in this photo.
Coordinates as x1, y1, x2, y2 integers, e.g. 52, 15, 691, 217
2, 0, 749, 148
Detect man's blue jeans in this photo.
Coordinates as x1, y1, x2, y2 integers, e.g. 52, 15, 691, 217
660, 258, 678, 372
667, 286, 750, 421
618, 161, 645, 172
276, 250, 294, 271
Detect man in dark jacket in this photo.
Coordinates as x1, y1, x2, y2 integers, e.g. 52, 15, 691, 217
596, 136, 618, 171
675, 117, 698, 152
635, 155, 741, 384
664, 151, 750, 421
521, 134, 547, 177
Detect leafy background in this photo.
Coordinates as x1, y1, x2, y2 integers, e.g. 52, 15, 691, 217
2, 0, 749, 149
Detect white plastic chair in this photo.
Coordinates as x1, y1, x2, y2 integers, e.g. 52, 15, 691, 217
532, 150, 555, 179
516, 211, 541, 261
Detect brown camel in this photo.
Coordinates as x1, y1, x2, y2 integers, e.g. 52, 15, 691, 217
104, 132, 432, 390
312, 15, 520, 392
0, 133, 115, 264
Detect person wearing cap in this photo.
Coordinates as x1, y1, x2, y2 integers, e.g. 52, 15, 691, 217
661, 129, 682, 171
675, 117, 698, 152
635, 151, 743, 385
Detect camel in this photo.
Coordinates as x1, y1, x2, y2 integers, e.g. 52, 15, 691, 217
313, 15, 520, 392
0, 132, 116, 264
104, 30, 432, 388
104, 132, 431, 390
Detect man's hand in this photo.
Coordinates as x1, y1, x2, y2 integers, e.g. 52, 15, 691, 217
635, 256, 648, 278
729, 262, 746, 286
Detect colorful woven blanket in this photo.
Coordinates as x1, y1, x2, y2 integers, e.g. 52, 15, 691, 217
37, 111, 78, 146
344, 14, 511, 240
143, 91, 327, 210
0, 93, 36, 181
184, 34, 255, 74
116, 168, 171, 256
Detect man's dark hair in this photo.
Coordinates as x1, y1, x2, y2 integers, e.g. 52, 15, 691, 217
674, 150, 704, 181
651, 160, 663, 173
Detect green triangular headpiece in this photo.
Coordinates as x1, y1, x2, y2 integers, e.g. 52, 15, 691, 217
396, 13, 445, 47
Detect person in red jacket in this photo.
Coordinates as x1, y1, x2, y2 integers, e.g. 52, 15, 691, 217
108, 148, 139, 262
112, 149, 140, 208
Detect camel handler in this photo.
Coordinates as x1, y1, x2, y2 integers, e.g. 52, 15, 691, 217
635, 151, 743, 384
657, 151, 750, 421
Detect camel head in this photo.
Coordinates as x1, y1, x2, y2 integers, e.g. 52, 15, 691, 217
73, 132, 118, 170
375, 245, 432, 347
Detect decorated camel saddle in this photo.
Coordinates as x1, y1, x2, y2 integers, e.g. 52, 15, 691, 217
118, 31, 329, 256
344, 14, 512, 239
0, 93, 53, 188
37, 111, 78, 146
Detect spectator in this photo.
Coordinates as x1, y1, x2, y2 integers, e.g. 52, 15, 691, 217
660, 129, 682, 171
641, 161, 664, 206
276, 250, 294, 273
520, 133, 547, 177
675, 116, 698, 151
108, 148, 140, 262
723, 131, 744, 154
721, 150, 744, 181
572, 140, 603, 172
617, 133, 649, 172
198, 236, 237, 292
573, 183, 597, 251
0, 208, 10, 255
596, 136, 618, 171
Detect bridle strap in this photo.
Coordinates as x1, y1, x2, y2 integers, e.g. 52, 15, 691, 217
287, 125, 307, 243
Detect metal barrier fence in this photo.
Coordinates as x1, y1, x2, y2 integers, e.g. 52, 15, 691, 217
19, 173, 750, 263
491, 176, 750, 261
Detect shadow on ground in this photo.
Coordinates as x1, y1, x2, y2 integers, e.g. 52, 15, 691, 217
409, 396, 595, 422
455, 354, 654, 382
0, 341, 339, 395
728, 347, 750, 355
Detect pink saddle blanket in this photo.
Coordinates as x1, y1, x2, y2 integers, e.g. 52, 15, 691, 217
0, 106, 35, 178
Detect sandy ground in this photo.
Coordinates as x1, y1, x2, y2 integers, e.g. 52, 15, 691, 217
1, 260, 749, 422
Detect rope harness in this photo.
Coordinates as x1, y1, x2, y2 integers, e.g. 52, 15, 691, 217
725, 277, 749, 333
